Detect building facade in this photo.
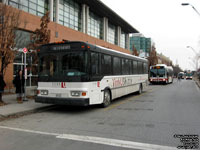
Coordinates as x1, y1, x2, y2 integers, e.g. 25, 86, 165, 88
1, 0, 139, 90
157, 53, 173, 66
130, 33, 151, 58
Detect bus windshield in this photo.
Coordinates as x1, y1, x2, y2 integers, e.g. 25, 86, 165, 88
150, 68, 166, 77
39, 51, 88, 81
61, 52, 87, 76
186, 73, 192, 76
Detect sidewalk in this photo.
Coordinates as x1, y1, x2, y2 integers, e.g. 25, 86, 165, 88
193, 76, 200, 88
0, 94, 52, 120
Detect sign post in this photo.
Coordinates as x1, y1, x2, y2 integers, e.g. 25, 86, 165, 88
23, 48, 28, 101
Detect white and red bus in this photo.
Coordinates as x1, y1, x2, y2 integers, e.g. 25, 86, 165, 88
36, 41, 148, 107
149, 64, 173, 84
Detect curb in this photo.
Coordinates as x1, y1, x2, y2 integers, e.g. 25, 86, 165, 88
193, 78, 200, 89
195, 81, 200, 88
0, 105, 56, 122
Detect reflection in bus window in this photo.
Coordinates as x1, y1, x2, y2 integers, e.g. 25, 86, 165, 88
91, 52, 99, 75
61, 52, 87, 76
39, 55, 58, 77
133, 61, 138, 74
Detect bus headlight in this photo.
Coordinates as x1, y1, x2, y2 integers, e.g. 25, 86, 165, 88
41, 90, 48, 95
71, 91, 80, 96
71, 91, 87, 97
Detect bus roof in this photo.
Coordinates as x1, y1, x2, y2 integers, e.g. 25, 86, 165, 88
93, 45, 147, 62
150, 64, 173, 71
150, 64, 167, 67
39, 41, 148, 63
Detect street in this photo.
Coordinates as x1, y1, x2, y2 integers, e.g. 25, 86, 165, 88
0, 79, 200, 150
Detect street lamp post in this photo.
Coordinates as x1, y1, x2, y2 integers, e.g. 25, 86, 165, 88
181, 3, 200, 17
186, 46, 200, 70
182, 3, 200, 71
186, 46, 198, 54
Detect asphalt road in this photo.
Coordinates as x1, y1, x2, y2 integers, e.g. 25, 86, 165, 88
0, 79, 200, 150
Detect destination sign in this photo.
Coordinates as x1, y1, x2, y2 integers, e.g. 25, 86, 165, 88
51, 45, 71, 51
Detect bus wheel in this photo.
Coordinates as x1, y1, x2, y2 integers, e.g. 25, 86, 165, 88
101, 90, 111, 108
138, 84, 143, 94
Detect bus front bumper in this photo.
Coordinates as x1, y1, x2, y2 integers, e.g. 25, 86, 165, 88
35, 96, 89, 106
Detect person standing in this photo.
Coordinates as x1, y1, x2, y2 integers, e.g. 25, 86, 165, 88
13, 70, 25, 104
0, 72, 6, 102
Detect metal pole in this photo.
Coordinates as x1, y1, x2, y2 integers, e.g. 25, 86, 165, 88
191, 5, 200, 17
24, 52, 27, 101
30, 56, 32, 87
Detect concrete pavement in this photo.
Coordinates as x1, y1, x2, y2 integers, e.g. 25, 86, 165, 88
0, 94, 52, 120
0, 80, 199, 149
0, 78, 199, 121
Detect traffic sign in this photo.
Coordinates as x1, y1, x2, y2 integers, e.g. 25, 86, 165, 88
23, 48, 28, 53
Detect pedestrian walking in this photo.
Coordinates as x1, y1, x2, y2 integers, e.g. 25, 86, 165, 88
0, 72, 6, 102
13, 70, 25, 104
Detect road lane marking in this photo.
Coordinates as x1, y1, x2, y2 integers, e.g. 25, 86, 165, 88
0, 125, 177, 150
0, 125, 59, 136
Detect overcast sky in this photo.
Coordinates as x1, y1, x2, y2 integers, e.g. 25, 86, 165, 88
101, 0, 200, 71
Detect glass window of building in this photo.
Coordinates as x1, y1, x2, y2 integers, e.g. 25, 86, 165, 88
8, 0, 48, 17
88, 11, 103, 39
58, 0, 82, 31
120, 30, 126, 49
107, 23, 117, 45
14, 30, 38, 86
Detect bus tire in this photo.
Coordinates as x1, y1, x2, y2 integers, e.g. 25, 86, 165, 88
101, 90, 111, 108
138, 84, 143, 94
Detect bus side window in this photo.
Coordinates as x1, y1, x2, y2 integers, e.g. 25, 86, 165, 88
122, 59, 130, 75
113, 57, 121, 75
144, 63, 148, 74
133, 60, 138, 74
143, 62, 146, 74
138, 62, 142, 74
128, 60, 132, 75
91, 52, 99, 75
101, 54, 112, 75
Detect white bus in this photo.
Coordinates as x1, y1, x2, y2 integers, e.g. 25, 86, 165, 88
36, 41, 148, 107
149, 64, 174, 84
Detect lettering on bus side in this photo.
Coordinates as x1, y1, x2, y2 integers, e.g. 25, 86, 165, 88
112, 77, 133, 88
61, 82, 66, 88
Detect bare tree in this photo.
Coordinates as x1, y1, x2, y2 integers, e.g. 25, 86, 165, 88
132, 45, 139, 56
29, 11, 51, 50
173, 64, 183, 77
28, 11, 50, 65
27, 12, 50, 86
0, 3, 21, 104
147, 45, 158, 67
